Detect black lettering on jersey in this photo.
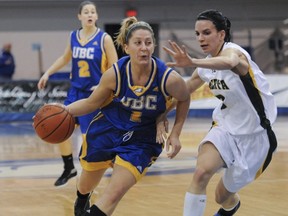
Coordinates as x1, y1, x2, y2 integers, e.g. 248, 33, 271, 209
209, 79, 229, 90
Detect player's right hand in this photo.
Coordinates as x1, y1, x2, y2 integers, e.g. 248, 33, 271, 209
37, 73, 49, 90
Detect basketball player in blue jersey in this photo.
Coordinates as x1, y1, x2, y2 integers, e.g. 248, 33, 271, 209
37, 1, 118, 187
163, 9, 277, 216
65, 16, 190, 216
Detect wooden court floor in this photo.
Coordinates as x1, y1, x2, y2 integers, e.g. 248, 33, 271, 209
0, 117, 287, 216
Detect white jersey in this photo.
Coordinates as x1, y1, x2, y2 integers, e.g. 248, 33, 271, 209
197, 42, 277, 135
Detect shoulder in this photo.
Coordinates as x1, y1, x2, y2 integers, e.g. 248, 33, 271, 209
99, 30, 113, 46
114, 56, 130, 70
118, 56, 130, 64
223, 42, 250, 58
69, 30, 78, 41
70, 29, 78, 36
97, 28, 109, 39
97, 28, 105, 37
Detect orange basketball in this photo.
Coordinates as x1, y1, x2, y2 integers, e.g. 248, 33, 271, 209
33, 103, 75, 144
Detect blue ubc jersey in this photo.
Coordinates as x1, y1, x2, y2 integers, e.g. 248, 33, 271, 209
70, 28, 108, 91
100, 56, 173, 131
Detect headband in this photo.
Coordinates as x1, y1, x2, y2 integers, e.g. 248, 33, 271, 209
125, 21, 153, 43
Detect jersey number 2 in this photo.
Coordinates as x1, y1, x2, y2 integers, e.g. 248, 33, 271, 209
78, 60, 90, 77
216, 94, 227, 110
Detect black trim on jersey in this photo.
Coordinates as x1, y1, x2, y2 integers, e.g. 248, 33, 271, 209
112, 63, 120, 96
240, 72, 277, 171
162, 68, 173, 97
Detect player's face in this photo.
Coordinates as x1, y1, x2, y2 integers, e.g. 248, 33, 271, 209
195, 20, 225, 56
78, 4, 98, 27
125, 29, 155, 65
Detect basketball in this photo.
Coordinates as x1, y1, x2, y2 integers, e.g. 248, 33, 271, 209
33, 103, 75, 144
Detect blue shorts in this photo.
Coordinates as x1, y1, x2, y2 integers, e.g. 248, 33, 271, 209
79, 113, 163, 181
64, 86, 99, 134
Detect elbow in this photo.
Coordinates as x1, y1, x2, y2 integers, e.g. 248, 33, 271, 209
179, 93, 191, 106
227, 62, 238, 69
63, 57, 71, 65
226, 55, 240, 69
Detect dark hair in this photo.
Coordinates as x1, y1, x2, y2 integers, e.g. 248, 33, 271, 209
197, 9, 231, 42
78, 1, 96, 14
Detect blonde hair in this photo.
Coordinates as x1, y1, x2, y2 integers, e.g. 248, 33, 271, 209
115, 16, 155, 52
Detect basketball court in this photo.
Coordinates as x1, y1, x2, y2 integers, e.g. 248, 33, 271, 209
0, 117, 287, 215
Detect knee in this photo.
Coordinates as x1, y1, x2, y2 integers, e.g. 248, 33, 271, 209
193, 167, 213, 189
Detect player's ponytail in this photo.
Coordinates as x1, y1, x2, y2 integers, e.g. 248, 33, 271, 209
115, 16, 155, 52
115, 16, 138, 52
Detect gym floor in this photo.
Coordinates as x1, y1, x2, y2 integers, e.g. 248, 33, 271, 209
0, 117, 287, 215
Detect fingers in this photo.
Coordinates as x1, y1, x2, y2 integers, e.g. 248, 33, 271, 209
156, 124, 167, 144
163, 41, 184, 55
165, 62, 177, 67
167, 143, 181, 159
168, 40, 186, 55
163, 46, 176, 56
164, 119, 169, 133
156, 118, 169, 144
170, 41, 183, 54
37, 80, 46, 90
165, 137, 182, 159
182, 45, 188, 55
156, 131, 163, 144
37, 82, 42, 90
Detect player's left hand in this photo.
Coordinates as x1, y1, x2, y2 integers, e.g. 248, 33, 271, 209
163, 40, 193, 68
166, 135, 182, 159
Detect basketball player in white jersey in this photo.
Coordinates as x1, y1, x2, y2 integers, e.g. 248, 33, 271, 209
163, 9, 277, 216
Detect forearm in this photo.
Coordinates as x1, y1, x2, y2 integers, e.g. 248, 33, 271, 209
170, 97, 190, 137
45, 56, 69, 76
66, 98, 98, 117
192, 55, 239, 70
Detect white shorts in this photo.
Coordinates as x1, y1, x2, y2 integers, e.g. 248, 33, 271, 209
199, 126, 270, 193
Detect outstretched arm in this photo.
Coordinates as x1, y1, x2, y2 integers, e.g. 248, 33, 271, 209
164, 40, 249, 74
67, 67, 116, 117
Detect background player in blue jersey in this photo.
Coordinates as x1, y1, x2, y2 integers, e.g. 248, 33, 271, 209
163, 9, 277, 216
37, 1, 118, 187
65, 16, 190, 216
